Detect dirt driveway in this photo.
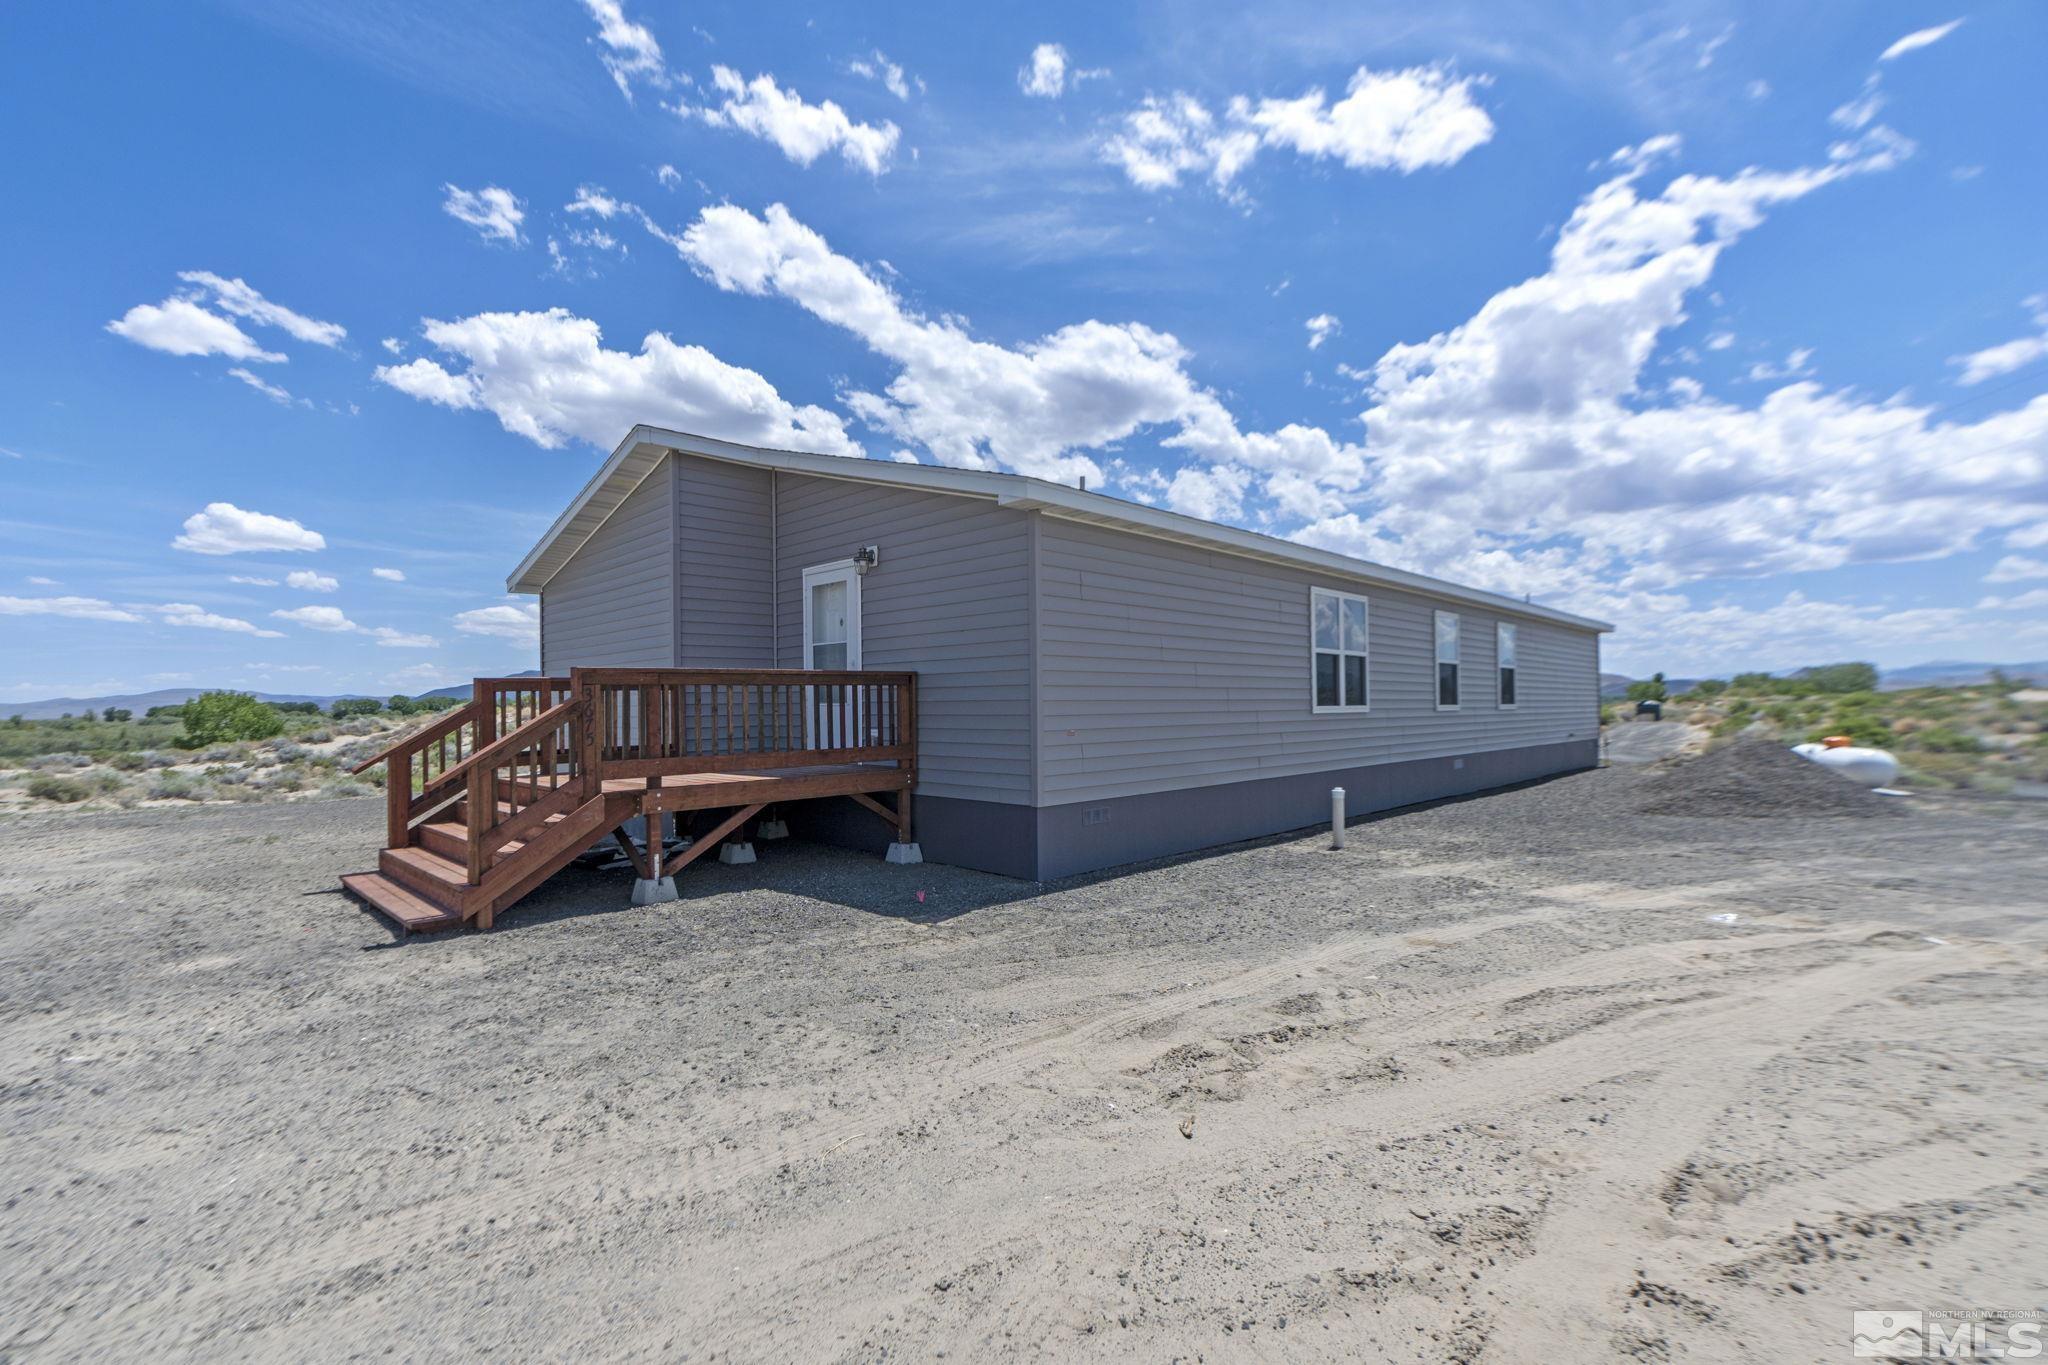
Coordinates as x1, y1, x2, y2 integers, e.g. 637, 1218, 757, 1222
3, 768, 2044, 1361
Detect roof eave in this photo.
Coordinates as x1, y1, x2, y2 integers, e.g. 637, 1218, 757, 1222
506, 426, 1616, 634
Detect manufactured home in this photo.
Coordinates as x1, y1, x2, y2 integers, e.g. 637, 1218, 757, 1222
344, 426, 1608, 931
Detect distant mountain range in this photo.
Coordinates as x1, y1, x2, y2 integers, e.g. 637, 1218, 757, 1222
2, 687, 381, 721
1600, 660, 2048, 699
416, 671, 540, 701
10, 662, 2043, 719
1599, 673, 1707, 700
4, 670, 546, 719
1874, 660, 2048, 689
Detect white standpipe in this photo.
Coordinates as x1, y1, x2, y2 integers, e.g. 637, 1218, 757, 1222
1331, 787, 1346, 850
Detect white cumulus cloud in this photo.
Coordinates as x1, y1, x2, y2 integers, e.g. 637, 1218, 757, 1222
107, 297, 285, 363
566, 184, 626, 218
1102, 65, 1494, 195
371, 567, 406, 582
229, 367, 299, 405
849, 49, 912, 101
272, 605, 359, 632
1305, 314, 1341, 350
1278, 125, 2048, 668
455, 602, 540, 642
1985, 554, 2048, 584
286, 570, 338, 592
0, 595, 145, 624
372, 307, 859, 455
173, 503, 326, 556
1951, 295, 2048, 386
108, 273, 343, 364
442, 184, 526, 244
1020, 43, 1068, 98
689, 67, 900, 175
1879, 19, 1963, 62
579, 0, 671, 99
265, 603, 431, 645
152, 603, 285, 637
177, 271, 345, 348
673, 201, 1366, 502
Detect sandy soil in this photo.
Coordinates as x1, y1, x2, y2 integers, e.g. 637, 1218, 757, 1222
2, 767, 2045, 1361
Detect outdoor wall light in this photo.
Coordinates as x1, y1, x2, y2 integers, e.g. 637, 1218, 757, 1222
852, 545, 880, 574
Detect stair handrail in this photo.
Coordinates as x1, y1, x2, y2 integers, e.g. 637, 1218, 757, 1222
351, 701, 485, 851
348, 701, 479, 775
455, 693, 591, 885
427, 694, 587, 799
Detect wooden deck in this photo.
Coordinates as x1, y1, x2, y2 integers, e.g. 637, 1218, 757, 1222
340, 668, 917, 932
607, 762, 909, 808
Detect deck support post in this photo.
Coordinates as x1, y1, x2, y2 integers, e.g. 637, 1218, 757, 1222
885, 788, 920, 863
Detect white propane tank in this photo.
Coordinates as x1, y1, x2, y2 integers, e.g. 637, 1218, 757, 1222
1792, 736, 1900, 788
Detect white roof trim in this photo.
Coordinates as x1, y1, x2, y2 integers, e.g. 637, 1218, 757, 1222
508, 426, 1614, 633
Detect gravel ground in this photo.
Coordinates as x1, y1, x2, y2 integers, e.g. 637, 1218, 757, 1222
3, 766, 2045, 1361
1635, 738, 1905, 819
1601, 720, 1702, 766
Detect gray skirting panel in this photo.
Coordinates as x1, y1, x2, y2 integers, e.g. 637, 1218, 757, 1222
779, 738, 1597, 882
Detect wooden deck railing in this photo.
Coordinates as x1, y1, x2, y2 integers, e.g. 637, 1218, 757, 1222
575, 668, 917, 779
365, 669, 917, 888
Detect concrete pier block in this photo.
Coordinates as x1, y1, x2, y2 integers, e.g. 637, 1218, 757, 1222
718, 842, 757, 865
885, 842, 924, 865
755, 819, 790, 841
631, 876, 679, 905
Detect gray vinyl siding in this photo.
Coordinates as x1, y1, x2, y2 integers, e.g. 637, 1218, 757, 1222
675, 455, 775, 666
539, 464, 676, 672
772, 472, 1033, 805
1033, 519, 1602, 804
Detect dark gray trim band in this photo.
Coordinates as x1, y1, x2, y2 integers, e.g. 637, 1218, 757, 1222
778, 739, 1595, 882
1030, 739, 1599, 880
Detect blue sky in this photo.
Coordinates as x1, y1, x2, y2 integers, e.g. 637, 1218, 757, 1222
3, 0, 2046, 700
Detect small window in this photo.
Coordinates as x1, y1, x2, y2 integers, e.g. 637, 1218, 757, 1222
1311, 588, 1369, 712
1497, 623, 1518, 708
1435, 611, 1460, 710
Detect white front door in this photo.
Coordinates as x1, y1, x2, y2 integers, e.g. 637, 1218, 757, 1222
801, 561, 862, 747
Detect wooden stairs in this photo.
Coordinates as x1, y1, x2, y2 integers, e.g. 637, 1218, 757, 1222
343, 789, 630, 932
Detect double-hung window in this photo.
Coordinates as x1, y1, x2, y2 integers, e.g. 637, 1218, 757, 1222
1497, 623, 1518, 708
1311, 588, 1369, 712
1435, 611, 1461, 710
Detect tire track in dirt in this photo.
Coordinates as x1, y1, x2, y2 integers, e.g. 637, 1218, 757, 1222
40, 891, 1946, 1358
680, 926, 1984, 1359
1467, 941, 1961, 1360
40, 875, 1692, 1352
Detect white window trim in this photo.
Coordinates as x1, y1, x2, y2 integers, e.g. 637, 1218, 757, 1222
1497, 621, 1518, 710
1309, 586, 1371, 714
1435, 609, 1461, 712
